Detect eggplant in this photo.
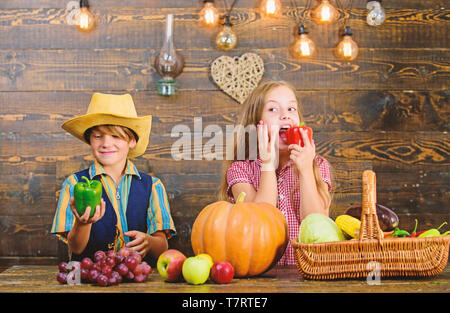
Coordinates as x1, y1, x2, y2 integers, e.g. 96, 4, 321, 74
344, 203, 399, 231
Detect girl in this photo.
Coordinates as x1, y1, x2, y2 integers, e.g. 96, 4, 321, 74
219, 80, 333, 265
51, 93, 176, 263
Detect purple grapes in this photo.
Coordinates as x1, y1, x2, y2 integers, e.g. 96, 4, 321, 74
56, 249, 150, 287
56, 272, 67, 284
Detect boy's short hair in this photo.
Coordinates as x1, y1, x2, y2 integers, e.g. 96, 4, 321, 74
84, 125, 139, 144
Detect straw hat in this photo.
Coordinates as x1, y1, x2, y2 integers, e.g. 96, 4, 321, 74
62, 93, 152, 158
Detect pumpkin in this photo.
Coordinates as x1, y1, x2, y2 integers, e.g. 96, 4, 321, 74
191, 192, 289, 277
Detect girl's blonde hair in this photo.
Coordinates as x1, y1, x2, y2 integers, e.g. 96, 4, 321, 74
218, 80, 333, 210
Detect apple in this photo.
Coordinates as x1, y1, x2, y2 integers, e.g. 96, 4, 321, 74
210, 261, 234, 284
196, 253, 213, 269
182, 256, 211, 285
157, 249, 187, 282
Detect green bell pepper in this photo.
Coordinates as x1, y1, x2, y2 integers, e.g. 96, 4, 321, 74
74, 176, 102, 218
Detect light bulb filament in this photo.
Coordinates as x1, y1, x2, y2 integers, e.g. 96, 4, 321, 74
300, 41, 311, 56
204, 8, 216, 25
79, 12, 89, 29
265, 0, 277, 15
321, 6, 331, 22
343, 41, 352, 58
260, 0, 281, 17
200, 2, 219, 27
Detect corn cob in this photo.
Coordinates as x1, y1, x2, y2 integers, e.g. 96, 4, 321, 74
335, 214, 361, 239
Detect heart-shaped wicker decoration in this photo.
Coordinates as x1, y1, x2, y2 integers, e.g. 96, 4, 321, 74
211, 53, 265, 104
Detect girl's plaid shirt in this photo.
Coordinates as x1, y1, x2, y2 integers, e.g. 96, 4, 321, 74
226, 155, 332, 265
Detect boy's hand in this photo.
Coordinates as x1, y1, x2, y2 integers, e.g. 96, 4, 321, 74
125, 230, 151, 258
69, 197, 106, 224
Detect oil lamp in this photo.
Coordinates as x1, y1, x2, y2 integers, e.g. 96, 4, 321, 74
154, 14, 185, 96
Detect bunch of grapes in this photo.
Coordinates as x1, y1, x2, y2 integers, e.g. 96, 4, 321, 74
56, 247, 152, 287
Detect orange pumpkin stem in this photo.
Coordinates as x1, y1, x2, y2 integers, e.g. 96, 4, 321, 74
236, 192, 246, 203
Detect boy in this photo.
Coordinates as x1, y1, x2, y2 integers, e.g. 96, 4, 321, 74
51, 93, 176, 263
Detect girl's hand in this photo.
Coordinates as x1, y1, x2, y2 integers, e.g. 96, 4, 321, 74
69, 197, 106, 224
125, 230, 151, 258
257, 120, 279, 171
288, 128, 316, 173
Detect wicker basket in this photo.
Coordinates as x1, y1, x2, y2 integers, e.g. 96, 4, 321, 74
292, 170, 450, 280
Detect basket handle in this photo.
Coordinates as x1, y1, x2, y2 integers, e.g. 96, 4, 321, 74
359, 170, 383, 241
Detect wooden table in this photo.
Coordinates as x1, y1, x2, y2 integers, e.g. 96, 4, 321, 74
0, 265, 448, 293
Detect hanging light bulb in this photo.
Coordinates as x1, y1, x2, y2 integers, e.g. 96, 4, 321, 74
335, 26, 359, 61
155, 14, 185, 96
291, 25, 316, 58
199, 0, 220, 27
366, 1, 386, 26
215, 15, 237, 51
75, 0, 95, 31
311, 0, 338, 24
260, 0, 282, 18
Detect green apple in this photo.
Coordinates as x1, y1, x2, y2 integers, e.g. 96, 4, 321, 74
182, 256, 210, 285
196, 253, 213, 269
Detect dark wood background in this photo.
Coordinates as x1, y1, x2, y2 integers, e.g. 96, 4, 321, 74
0, 0, 448, 266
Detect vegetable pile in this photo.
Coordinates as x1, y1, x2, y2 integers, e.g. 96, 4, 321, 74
390, 220, 449, 238
298, 203, 449, 243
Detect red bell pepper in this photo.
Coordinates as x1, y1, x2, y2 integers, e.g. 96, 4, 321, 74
286, 122, 313, 147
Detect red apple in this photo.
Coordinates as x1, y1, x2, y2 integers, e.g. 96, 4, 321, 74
157, 249, 187, 282
210, 261, 234, 284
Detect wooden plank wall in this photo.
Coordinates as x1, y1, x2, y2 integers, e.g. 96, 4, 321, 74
0, 0, 448, 266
